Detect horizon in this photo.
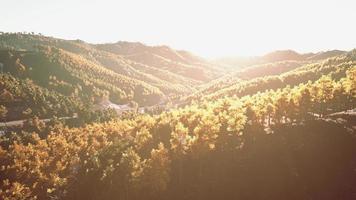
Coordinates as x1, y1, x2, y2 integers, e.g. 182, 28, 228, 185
1, 32, 353, 59
1, 0, 356, 58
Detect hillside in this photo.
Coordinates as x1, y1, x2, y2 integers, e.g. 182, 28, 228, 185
0, 33, 221, 98
0, 73, 83, 121
0, 48, 163, 106
188, 50, 355, 102
96, 42, 223, 81
0, 32, 355, 200
214, 49, 346, 69
0, 66, 355, 200
96, 41, 206, 65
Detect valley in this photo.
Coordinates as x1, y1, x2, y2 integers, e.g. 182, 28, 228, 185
0, 32, 355, 200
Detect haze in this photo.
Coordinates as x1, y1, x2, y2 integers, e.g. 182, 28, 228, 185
1, 0, 356, 58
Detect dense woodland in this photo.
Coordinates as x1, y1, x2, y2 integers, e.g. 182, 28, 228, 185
0, 33, 355, 200
189, 50, 355, 102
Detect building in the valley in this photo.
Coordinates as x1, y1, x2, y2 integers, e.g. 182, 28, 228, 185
95, 99, 137, 115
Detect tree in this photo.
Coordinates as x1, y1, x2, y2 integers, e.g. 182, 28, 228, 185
286, 97, 298, 122
266, 102, 275, 125
332, 82, 348, 111
170, 122, 192, 191
274, 90, 289, 123
142, 143, 171, 198
244, 100, 257, 124
119, 147, 144, 200
22, 116, 45, 133
298, 84, 313, 120
316, 76, 334, 116
0, 105, 7, 120
344, 67, 356, 107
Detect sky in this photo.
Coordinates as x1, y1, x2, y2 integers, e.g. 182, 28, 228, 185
1, 0, 356, 58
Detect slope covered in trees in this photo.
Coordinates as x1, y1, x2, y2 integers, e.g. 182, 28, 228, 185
1, 33, 351, 107
0, 73, 83, 121
1, 32, 355, 200
214, 49, 346, 69
187, 50, 355, 102
95, 41, 222, 81
0, 33, 219, 91
194, 60, 307, 96
0, 65, 355, 200
0, 48, 164, 106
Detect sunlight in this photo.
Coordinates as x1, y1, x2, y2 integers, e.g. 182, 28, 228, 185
1, 0, 355, 58
0, 1, 355, 200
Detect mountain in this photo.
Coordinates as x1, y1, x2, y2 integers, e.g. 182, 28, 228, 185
262, 50, 305, 62
96, 41, 223, 81
306, 49, 346, 60
0, 33, 224, 108
214, 49, 346, 69
1, 32, 355, 200
187, 50, 356, 102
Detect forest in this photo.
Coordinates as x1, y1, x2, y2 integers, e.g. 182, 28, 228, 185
0, 33, 355, 200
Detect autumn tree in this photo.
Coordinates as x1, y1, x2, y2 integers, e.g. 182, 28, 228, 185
0, 105, 7, 121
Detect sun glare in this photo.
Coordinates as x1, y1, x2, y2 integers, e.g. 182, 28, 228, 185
1, 0, 355, 58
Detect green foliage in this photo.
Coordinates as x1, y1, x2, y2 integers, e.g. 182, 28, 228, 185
0, 105, 7, 120
0, 73, 83, 121
0, 33, 355, 200
0, 33, 220, 98
188, 51, 355, 102
0, 66, 355, 200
